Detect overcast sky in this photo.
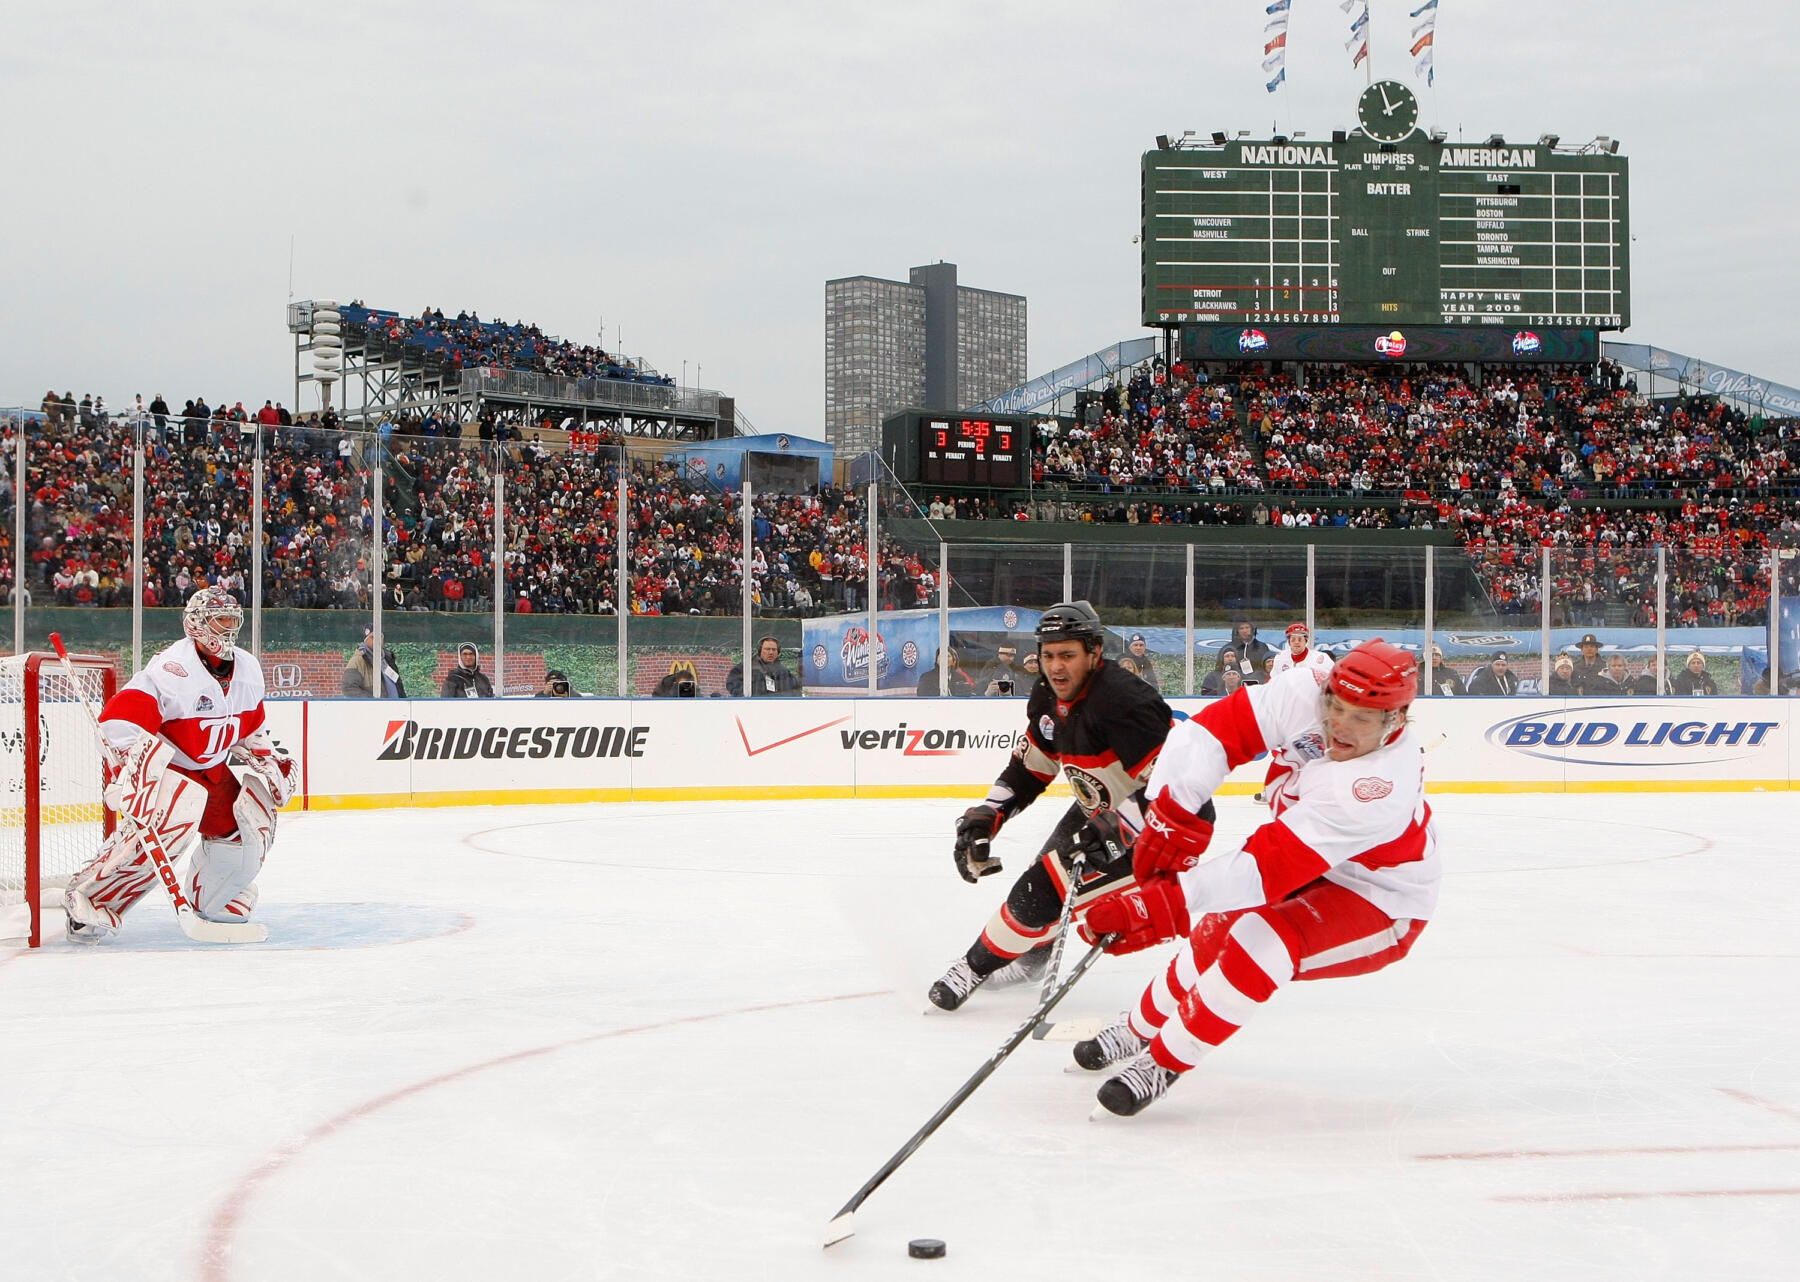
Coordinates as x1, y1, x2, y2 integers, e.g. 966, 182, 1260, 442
6, 1, 1797, 431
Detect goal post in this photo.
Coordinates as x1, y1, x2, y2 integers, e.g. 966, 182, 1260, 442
0, 652, 117, 948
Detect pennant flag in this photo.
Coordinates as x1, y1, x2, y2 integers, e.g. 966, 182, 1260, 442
1263, 52, 1286, 72
1339, 0, 1358, 11
1266, 33, 1288, 53
1410, 0, 1440, 87
1267, 66, 1287, 93
1346, 33, 1366, 51
1266, 0, 1291, 11
1266, 18, 1289, 30
1350, 9, 1369, 34
1352, 42, 1369, 67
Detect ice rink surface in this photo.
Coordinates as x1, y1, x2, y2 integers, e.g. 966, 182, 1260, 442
4, 792, 1799, 1281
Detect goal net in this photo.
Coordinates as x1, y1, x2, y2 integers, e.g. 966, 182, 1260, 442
0, 653, 117, 947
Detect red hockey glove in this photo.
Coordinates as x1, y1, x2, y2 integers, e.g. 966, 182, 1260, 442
953, 805, 1005, 883
1131, 789, 1215, 882
1078, 877, 1191, 956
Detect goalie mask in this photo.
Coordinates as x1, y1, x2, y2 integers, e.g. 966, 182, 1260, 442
183, 587, 243, 660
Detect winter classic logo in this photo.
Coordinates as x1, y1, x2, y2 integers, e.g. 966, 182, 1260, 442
1511, 331, 1542, 355
839, 627, 888, 683
1237, 328, 1270, 354
1485, 705, 1779, 768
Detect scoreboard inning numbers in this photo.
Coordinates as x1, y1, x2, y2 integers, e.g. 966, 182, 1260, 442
1142, 87, 1630, 332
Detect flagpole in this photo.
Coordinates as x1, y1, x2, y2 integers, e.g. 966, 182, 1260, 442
1366, 1, 1374, 85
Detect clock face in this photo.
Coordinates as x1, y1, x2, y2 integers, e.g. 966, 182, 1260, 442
1357, 80, 1419, 143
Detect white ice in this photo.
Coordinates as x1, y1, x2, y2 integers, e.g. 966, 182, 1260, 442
4, 793, 1799, 1281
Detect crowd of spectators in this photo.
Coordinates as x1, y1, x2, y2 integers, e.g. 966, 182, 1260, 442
9, 354, 1798, 630
0, 405, 943, 621
341, 304, 674, 386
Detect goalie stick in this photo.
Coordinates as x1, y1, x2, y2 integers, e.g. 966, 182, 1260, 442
822, 933, 1116, 1249
49, 634, 267, 945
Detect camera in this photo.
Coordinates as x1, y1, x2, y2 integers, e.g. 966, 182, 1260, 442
996, 678, 1014, 695
676, 678, 696, 698
551, 678, 570, 696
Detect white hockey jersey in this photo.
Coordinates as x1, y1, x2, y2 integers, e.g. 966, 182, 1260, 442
1148, 665, 1439, 922
1268, 646, 1334, 682
99, 639, 268, 772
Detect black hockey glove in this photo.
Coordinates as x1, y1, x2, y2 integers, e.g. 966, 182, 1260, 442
953, 805, 1005, 883
1075, 809, 1130, 868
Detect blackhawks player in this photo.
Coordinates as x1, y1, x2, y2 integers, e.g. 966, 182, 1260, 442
1073, 639, 1438, 1116
63, 588, 297, 942
926, 601, 1198, 1011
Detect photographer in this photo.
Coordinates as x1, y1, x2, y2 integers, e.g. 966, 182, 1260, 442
976, 642, 1023, 696
536, 669, 579, 698
439, 643, 494, 698
652, 661, 700, 698
727, 637, 801, 697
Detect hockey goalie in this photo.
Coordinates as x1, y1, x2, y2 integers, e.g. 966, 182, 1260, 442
63, 588, 296, 943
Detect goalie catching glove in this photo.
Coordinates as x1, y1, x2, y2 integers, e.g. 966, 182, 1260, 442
1078, 877, 1191, 955
1130, 790, 1215, 882
953, 805, 1005, 883
230, 728, 298, 809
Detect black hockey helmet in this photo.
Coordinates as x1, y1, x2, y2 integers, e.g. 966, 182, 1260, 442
1035, 600, 1105, 651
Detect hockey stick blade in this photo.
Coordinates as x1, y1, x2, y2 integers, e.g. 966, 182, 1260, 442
821, 934, 1117, 1248
175, 908, 267, 944
1033, 1015, 1108, 1043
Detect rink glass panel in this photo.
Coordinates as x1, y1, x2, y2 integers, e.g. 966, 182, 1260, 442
256, 427, 377, 698
928, 540, 1064, 698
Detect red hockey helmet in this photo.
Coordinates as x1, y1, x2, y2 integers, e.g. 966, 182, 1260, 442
1285, 621, 1308, 636
1326, 639, 1418, 710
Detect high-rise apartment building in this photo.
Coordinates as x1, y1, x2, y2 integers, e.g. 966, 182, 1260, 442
824, 262, 1025, 455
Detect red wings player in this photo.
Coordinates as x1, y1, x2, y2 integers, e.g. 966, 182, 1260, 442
1267, 621, 1332, 682
1075, 639, 1437, 1117
63, 588, 297, 942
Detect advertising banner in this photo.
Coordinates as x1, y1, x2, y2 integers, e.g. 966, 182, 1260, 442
800, 607, 1045, 695
293, 694, 1795, 809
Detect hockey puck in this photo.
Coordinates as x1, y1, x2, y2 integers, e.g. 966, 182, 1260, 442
907, 1238, 947, 1260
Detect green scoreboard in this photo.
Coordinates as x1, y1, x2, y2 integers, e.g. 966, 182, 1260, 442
1142, 82, 1630, 335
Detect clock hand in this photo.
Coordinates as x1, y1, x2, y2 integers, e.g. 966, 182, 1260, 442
1379, 84, 1394, 111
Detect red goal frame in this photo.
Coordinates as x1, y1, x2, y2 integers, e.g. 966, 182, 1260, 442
19, 652, 117, 948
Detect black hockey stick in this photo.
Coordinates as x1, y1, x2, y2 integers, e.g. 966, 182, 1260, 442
1031, 818, 1127, 1038
1034, 843, 1088, 1007
821, 932, 1116, 1248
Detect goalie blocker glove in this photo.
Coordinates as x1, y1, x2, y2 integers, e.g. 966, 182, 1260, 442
953, 805, 1005, 882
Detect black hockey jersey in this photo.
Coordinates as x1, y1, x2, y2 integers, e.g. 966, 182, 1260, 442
989, 658, 1173, 830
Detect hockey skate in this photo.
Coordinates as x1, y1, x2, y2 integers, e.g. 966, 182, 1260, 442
1072, 1012, 1147, 1071
1094, 1051, 1180, 1117
926, 957, 987, 1011
62, 889, 120, 945
985, 942, 1053, 989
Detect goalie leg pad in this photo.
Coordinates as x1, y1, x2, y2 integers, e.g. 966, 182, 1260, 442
64, 830, 161, 936
185, 838, 263, 922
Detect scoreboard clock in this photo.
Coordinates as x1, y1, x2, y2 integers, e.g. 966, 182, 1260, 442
918, 417, 1025, 487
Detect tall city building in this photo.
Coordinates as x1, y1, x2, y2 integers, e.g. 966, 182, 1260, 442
824, 262, 1025, 455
